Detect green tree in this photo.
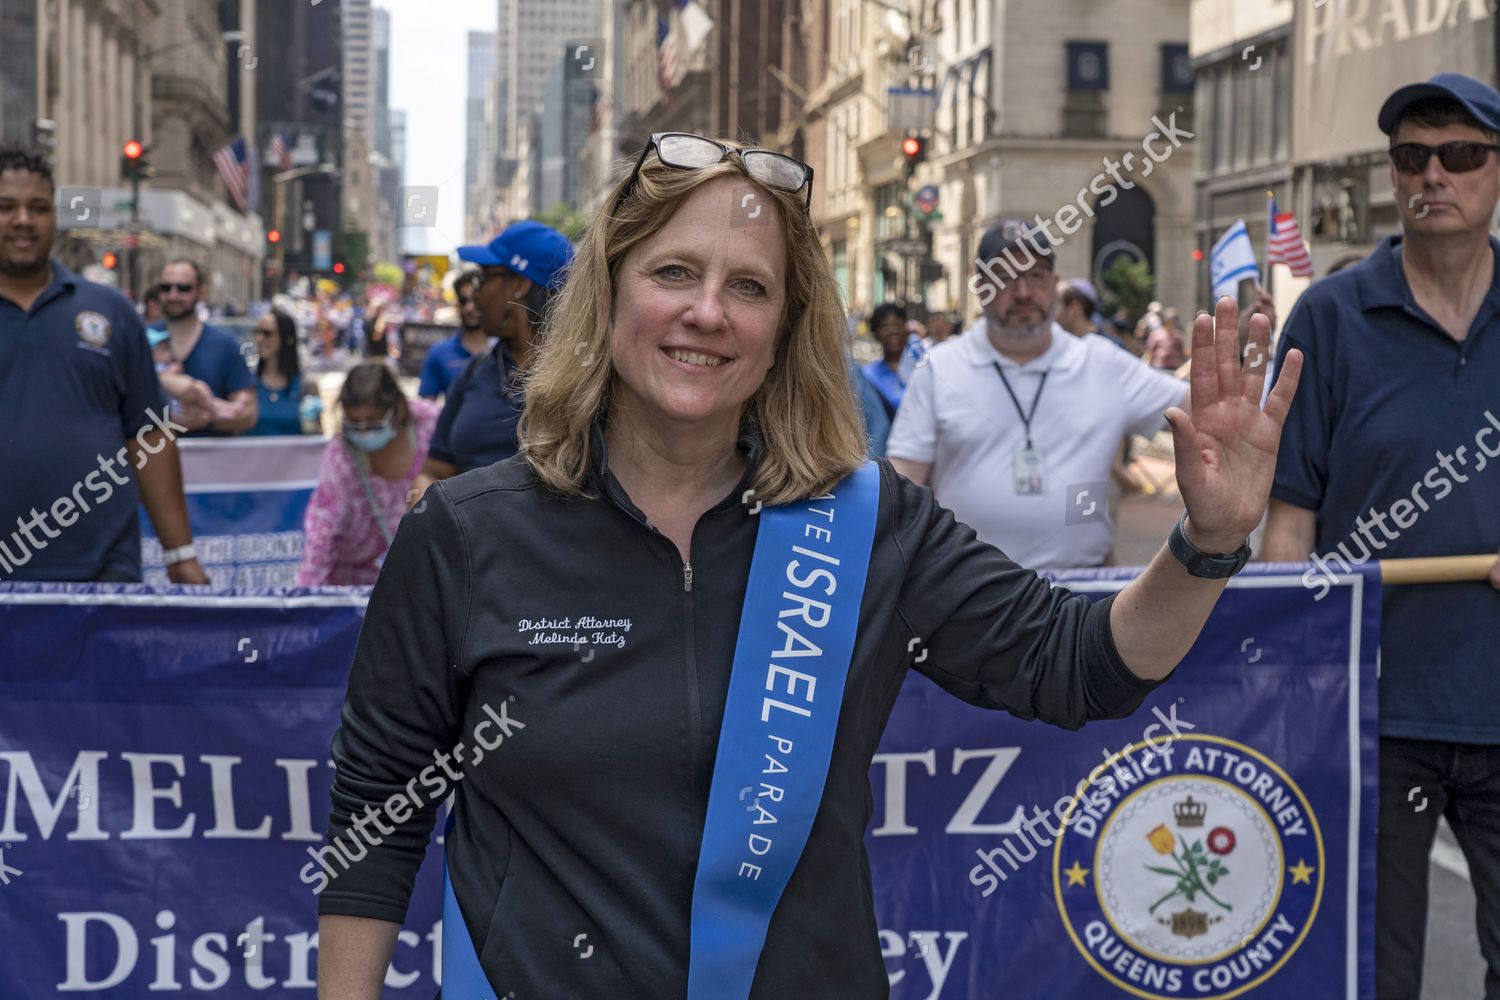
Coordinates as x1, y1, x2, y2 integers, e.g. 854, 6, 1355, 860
530, 202, 590, 243
1098, 255, 1155, 324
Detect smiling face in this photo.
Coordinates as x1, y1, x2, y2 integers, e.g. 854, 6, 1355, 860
1390, 119, 1500, 238
0, 169, 55, 278
609, 176, 788, 433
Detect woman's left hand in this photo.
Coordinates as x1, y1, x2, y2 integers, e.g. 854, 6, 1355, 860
1167, 297, 1303, 554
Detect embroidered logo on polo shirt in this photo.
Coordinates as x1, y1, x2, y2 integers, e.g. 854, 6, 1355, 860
74, 311, 113, 349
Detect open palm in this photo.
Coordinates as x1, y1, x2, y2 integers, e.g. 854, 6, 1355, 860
1166, 298, 1304, 552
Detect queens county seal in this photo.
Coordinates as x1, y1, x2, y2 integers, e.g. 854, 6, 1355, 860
1052, 733, 1323, 999
74, 311, 113, 348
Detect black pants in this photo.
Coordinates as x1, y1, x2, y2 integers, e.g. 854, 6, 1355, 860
1378, 737, 1500, 999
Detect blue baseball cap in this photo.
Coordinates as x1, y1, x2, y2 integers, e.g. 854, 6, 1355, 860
457, 220, 576, 292
1378, 72, 1500, 136
146, 325, 170, 348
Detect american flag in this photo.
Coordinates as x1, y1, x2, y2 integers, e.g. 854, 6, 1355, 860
589, 86, 613, 136
213, 136, 251, 211
657, 15, 677, 102
269, 130, 293, 172
1267, 197, 1314, 277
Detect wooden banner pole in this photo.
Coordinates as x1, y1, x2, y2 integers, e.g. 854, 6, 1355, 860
1379, 554, 1497, 586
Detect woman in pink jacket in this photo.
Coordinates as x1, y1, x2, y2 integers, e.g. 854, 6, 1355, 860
297, 362, 439, 586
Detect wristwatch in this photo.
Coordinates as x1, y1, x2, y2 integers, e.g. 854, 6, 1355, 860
162, 543, 198, 566
1167, 512, 1251, 579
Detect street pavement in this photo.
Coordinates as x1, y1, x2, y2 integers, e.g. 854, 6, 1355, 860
1113, 452, 1487, 998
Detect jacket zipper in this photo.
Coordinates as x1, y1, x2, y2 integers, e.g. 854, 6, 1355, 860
681, 556, 701, 802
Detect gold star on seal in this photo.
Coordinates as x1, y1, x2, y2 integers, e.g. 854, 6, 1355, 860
1288, 859, 1316, 885
1064, 861, 1090, 887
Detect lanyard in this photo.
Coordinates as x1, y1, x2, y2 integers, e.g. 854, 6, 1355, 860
992, 363, 1049, 449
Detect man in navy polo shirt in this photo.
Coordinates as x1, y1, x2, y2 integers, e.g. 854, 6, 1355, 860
0, 147, 208, 583
417, 270, 491, 399
155, 258, 257, 435
415, 220, 575, 489
1265, 73, 1500, 999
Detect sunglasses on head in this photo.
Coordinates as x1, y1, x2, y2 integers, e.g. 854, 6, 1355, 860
158, 282, 196, 294
614, 132, 814, 213
1389, 141, 1500, 174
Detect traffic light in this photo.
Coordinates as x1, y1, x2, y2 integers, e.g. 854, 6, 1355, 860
267, 229, 282, 244
101, 252, 118, 270
120, 141, 152, 183
332, 262, 346, 275
902, 135, 926, 175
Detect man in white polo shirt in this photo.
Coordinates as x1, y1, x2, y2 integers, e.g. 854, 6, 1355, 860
888, 219, 1188, 568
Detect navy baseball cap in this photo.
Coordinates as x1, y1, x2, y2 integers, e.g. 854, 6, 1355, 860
1378, 72, 1500, 136
976, 218, 1054, 268
457, 220, 576, 292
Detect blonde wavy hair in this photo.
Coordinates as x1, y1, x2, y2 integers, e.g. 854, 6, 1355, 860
519, 138, 867, 505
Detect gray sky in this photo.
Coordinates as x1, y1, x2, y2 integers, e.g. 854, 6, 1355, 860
380, 0, 497, 257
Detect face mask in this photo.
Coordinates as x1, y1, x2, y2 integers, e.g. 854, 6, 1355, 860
345, 425, 397, 453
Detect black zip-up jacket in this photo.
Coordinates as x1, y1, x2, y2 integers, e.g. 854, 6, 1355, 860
319, 428, 1162, 998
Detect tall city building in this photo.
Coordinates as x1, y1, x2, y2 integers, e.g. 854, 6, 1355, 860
342, 0, 374, 137
391, 108, 408, 178
500, 0, 599, 201
255, 0, 345, 285
373, 7, 393, 158
782, 0, 1193, 320
341, 0, 385, 269
466, 29, 498, 240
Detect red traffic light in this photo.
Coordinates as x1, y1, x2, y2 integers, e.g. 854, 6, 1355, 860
122, 140, 144, 160
902, 137, 922, 158
102, 252, 118, 270
1191, 248, 1204, 262
332, 262, 346, 275
267, 229, 282, 244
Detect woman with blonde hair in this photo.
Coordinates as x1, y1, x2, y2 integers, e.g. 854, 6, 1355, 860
316, 132, 1303, 998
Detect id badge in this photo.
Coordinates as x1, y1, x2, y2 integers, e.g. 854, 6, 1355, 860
1013, 446, 1046, 495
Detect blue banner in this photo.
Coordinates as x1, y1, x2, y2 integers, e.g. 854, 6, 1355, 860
139, 437, 325, 588
867, 567, 1379, 1000
0, 565, 1377, 997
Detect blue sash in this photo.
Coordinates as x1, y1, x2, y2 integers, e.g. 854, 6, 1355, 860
440, 813, 492, 997
687, 460, 880, 1000
439, 461, 880, 998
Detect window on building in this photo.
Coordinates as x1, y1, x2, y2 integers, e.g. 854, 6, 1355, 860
875, 182, 902, 240
832, 239, 850, 304
1063, 41, 1109, 138
1201, 37, 1290, 178
1213, 62, 1233, 174
1160, 43, 1194, 132
1197, 70, 1217, 177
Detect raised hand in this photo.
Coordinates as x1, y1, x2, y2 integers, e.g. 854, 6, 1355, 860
1166, 297, 1303, 554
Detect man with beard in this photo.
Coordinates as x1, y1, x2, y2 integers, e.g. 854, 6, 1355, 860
155, 258, 257, 435
417, 270, 491, 400
0, 147, 208, 583
888, 219, 1188, 568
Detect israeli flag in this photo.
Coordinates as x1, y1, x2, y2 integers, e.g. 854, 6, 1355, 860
898, 333, 929, 384
1211, 219, 1259, 301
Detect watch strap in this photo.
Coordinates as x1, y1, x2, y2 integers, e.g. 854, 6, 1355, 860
1168, 512, 1250, 579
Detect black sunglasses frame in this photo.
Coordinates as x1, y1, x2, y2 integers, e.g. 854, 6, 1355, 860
1388, 141, 1500, 175
158, 282, 197, 295
613, 132, 814, 213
